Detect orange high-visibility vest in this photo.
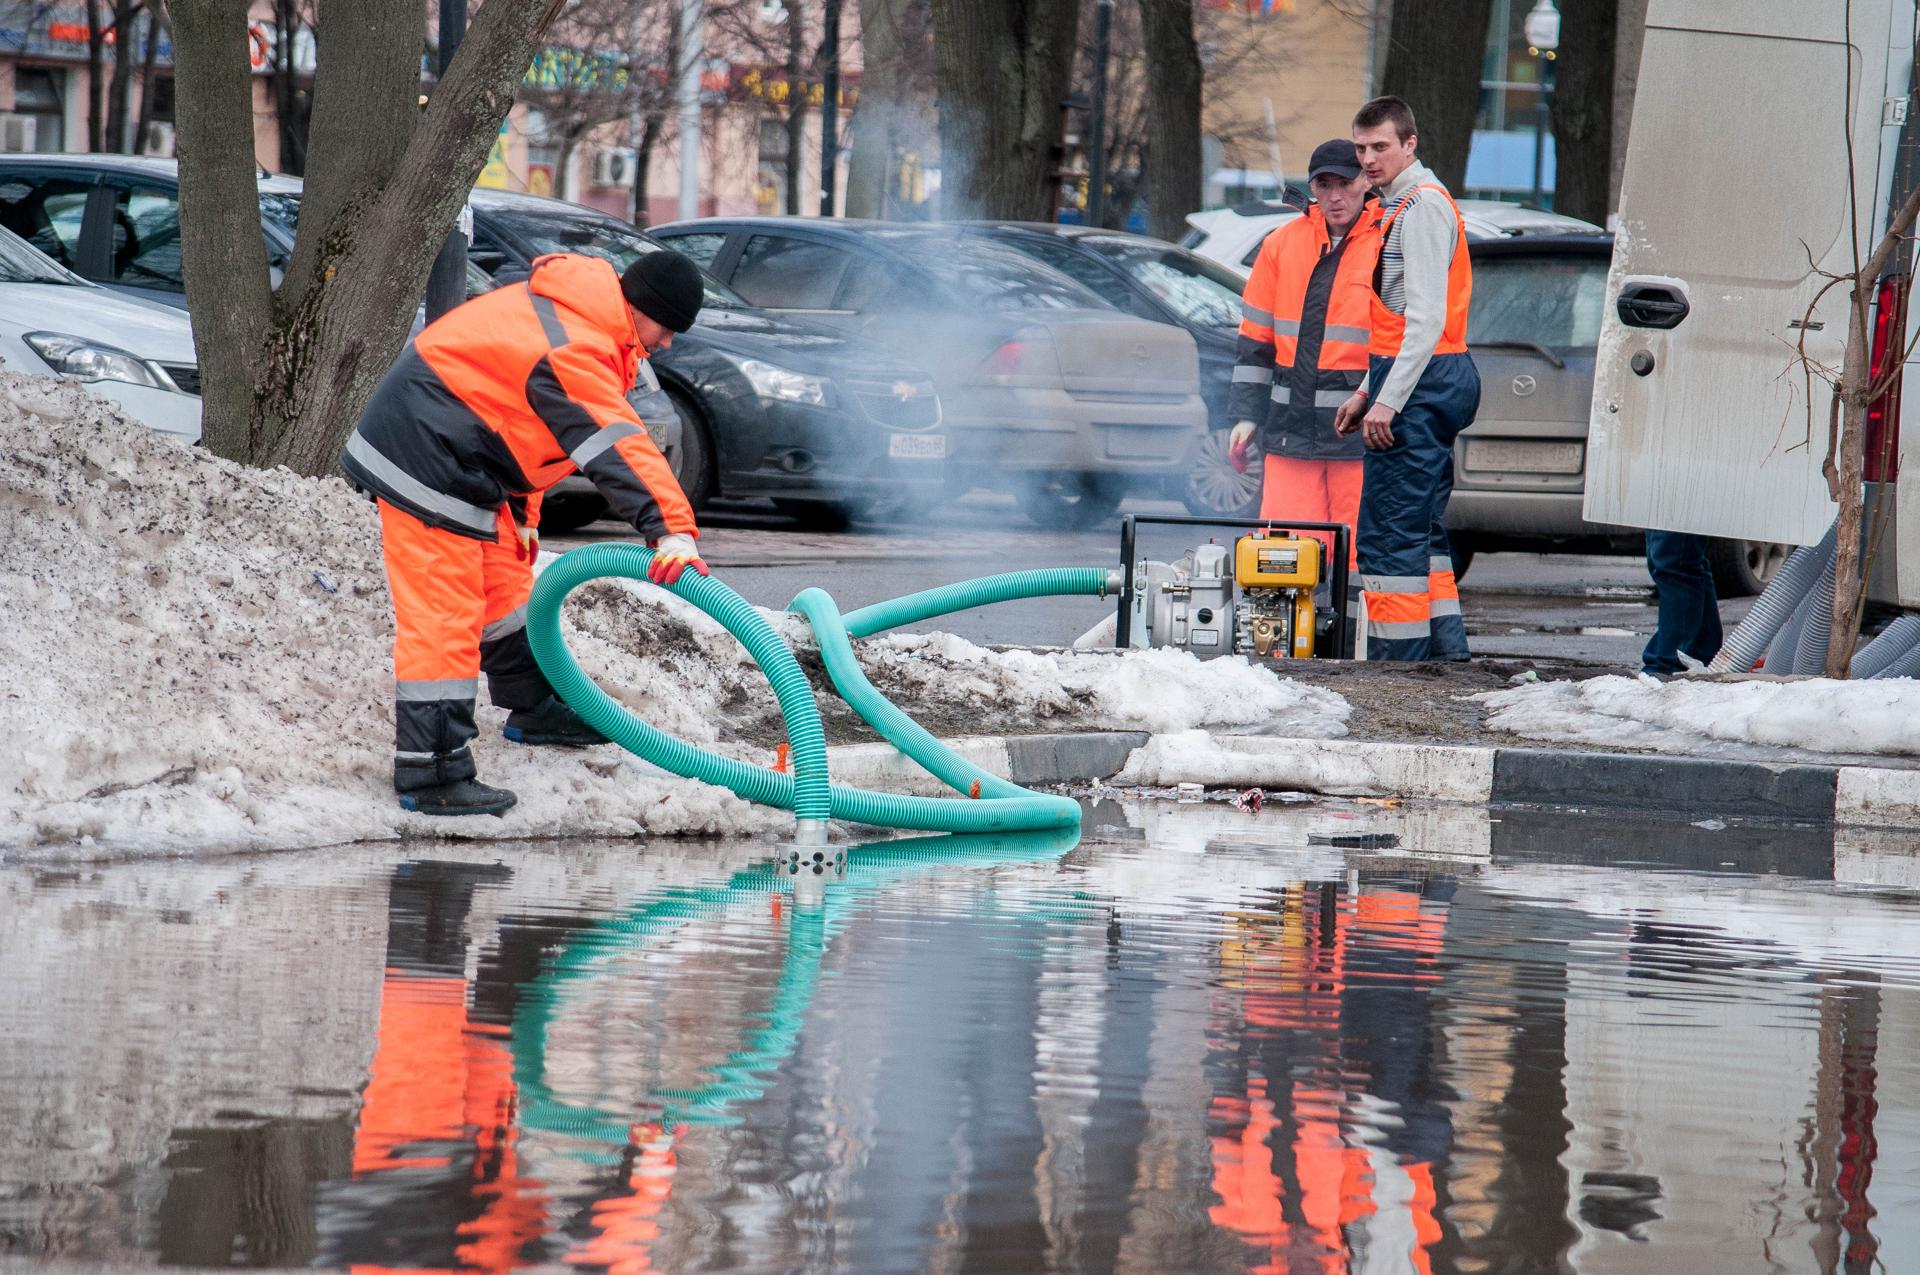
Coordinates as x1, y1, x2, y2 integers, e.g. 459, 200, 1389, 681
1368, 183, 1473, 359
1239, 202, 1382, 376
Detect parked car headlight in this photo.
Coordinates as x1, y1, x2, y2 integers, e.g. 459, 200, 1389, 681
739, 358, 829, 407
24, 332, 170, 390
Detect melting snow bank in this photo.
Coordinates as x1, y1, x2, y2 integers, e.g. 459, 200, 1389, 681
0, 372, 1349, 861
1477, 674, 1920, 760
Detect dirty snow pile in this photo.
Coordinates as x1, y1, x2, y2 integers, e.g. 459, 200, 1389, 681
843, 630, 1350, 738
0, 372, 1347, 860
1477, 674, 1920, 759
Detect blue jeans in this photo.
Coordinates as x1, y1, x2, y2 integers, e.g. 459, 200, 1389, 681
1642, 530, 1723, 674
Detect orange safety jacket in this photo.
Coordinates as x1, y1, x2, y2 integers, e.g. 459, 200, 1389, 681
1368, 183, 1472, 359
342, 253, 696, 544
1233, 200, 1382, 460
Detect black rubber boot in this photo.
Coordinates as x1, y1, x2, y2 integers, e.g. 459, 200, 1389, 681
503, 695, 610, 747
398, 778, 517, 818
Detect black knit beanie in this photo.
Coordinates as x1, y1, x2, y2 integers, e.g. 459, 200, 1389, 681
620, 250, 704, 333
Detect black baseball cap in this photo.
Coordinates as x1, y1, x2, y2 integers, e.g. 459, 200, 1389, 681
1307, 138, 1364, 182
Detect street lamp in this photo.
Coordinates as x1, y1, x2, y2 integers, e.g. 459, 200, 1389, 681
1525, 0, 1560, 209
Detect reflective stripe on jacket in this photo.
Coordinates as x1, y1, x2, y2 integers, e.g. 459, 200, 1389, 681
1368, 183, 1472, 359
341, 253, 696, 544
1232, 201, 1381, 460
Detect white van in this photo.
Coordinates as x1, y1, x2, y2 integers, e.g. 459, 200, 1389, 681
1586, 0, 1920, 608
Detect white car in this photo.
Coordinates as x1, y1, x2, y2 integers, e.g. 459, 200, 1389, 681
0, 224, 200, 439
1181, 198, 1607, 279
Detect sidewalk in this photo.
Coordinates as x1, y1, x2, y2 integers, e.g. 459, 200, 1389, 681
824, 652, 1920, 832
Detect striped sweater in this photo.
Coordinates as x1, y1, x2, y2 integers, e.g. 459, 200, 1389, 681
1370, 161, 1460, 413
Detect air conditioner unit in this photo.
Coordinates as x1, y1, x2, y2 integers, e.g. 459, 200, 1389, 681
591, 147, 636, 188
0, 113, 37, 154
140, 121, 176, 157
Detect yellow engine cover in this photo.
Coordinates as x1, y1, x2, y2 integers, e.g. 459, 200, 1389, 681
1235, 534, 1322, 589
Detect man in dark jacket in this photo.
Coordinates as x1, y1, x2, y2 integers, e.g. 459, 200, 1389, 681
1228, 139, 1382, 577
342, 250, 708, 817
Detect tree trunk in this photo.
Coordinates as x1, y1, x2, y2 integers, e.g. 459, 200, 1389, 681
844, 0, 908, 218
555, 132, 579, 203
634, 116, 660, 225
171, 0, 276, 458
785, 0, 807, 215
107, 1, 140, 152
931, 0, 1079, 220
1136, 0, 1200, 240
632, 16, 678, 226
87, 0, 108, 151
173, 0, 567, 473
1828, 317, 1870, 678
134, 1, 166, 152
1549, 0, 1616, 224
273, 0, 309, 174
1379, 0, 1495, 192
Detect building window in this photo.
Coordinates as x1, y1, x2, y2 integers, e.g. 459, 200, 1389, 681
13, 69, 68, 153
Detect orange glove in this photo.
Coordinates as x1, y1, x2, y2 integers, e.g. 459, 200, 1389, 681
514, 523, 538, 562
647, 533, 708, 586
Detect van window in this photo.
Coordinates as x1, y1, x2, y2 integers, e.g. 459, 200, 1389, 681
1468, 253, 1610, 352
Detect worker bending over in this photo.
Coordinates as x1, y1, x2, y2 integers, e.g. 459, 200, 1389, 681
1229, 137, 1382, 581
1335, 96, 1481, 661
342, 250, 709, 817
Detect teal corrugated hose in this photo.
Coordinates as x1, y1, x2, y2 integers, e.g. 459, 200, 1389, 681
840, 567, 1115, 638
524, 546, 1114, 833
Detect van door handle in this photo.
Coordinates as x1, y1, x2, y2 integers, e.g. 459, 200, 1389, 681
1617, 282, 1690, 330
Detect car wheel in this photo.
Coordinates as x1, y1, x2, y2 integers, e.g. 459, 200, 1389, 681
665, 385, 715, 512
1183, 428, 1262, 520
1018, 474, 1125, 530
1707, 537, 1791, 598
1448, 542, 1474, 582
539, 492, 610, 535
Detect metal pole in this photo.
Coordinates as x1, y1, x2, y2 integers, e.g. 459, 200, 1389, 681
423, 0, 469, 323
1086, 0, 1112, 227
678, 0, 703, 221
1531, 55, 1552, 207
819, 0, 841, 217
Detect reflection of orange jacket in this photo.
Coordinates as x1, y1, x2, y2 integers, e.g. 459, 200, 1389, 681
1210, 883, 1451, 1274
351, 971, 546, 1275
343, 253, 695, 544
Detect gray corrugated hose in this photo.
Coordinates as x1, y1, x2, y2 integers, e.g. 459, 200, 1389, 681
1877, 627, 1920, 679
1708, 524, 1837, 672
1790, 548, 1841, 674
1854, 614, 1920, 678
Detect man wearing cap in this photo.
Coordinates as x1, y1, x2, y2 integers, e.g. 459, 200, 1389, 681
1228, 138, 1382, 584
341, 249, 708, 817
1334, 95, 1481, 662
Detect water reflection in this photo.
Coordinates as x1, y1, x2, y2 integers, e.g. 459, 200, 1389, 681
2, 805, 1918, 1273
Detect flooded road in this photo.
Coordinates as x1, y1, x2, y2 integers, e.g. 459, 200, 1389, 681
3, 801, 1918, 1273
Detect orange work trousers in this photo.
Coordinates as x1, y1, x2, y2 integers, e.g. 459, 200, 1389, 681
379, 500, 545, 790
1259, 454, 1363, 571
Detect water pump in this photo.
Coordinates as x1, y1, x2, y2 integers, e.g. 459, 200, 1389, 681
1116, 514, 1354, 660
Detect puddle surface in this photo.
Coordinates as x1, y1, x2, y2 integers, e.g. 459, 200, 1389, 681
3, 802, 1919, 1273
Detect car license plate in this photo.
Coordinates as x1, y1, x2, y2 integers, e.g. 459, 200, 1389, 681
1466, 439, 1583, 474
889, 432, 946, 460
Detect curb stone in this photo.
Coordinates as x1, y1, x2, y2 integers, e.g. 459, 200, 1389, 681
832, 731, 1920, 831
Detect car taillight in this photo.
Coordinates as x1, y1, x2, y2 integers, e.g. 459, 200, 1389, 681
977, 331, 1057, 384
1866, 273, 1908, 483
982, 340, 1030, 378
